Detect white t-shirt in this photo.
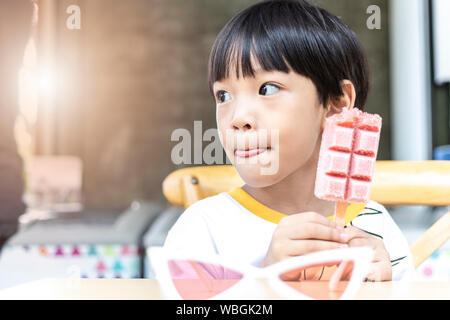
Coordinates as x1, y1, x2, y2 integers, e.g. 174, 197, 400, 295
164, 187, 415, 281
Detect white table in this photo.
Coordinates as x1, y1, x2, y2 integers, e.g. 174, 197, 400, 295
0, 278, 449, 300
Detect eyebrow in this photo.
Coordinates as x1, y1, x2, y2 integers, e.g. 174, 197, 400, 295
214, 67, 288, 88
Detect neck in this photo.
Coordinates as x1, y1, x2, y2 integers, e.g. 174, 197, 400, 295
242, 143, 335, 217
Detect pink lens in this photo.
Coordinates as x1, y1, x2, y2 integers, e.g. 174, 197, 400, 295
168, 260, 243, 300
279, 260, 354, 300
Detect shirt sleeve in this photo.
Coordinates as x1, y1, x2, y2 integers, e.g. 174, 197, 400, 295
163, 201, 218, 257
350, 202, 416, 281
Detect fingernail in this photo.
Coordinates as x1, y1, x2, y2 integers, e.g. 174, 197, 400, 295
336, 225, 343, 231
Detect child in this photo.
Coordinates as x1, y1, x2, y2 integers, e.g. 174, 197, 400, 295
164, 0, 415, 281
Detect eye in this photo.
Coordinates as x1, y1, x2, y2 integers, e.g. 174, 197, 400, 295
216, 90, 231, 104
259, 83, 280, 96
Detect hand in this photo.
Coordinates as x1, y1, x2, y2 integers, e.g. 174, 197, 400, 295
343, 225, 392, 281
260, 212, 349, 268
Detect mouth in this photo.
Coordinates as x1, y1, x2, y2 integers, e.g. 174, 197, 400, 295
234, 147, 271, 158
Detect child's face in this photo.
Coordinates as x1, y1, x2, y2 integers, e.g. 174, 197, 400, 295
214, 59, 328, 187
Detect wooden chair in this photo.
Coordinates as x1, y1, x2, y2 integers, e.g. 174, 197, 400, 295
162, 161, 450, 268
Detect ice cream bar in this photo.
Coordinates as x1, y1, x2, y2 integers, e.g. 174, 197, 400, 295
314, 107, 382, 223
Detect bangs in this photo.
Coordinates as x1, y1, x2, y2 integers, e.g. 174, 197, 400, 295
208, 6, 293, 95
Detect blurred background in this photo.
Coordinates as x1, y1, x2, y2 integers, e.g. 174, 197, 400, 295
0, 0, 448, 289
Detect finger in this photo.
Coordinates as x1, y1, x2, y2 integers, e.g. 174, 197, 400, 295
344, 225, 383, 243
365, 261, 392, 282
286, 239, 348, 256
347, 237, 390, 266
280, 211, 339, 229
286, 222, 347, 243
342, 225, 366, 240
348, 237, 372, 248
347, 232, 384, 250
348, 237, 378, 256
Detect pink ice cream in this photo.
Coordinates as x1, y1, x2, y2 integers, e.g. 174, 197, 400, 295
314, 107, 382, 203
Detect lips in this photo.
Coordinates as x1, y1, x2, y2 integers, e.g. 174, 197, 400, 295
234, 147, 270, 158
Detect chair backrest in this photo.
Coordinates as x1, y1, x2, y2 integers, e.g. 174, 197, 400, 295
163, 165, 243, 208
162, 161, 450, 268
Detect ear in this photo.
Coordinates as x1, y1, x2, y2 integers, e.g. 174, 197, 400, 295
325, 80, 357, 117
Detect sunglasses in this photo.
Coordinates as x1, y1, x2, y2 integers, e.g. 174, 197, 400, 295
148, 246, 373, 300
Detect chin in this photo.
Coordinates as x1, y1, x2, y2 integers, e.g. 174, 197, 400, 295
234, 163, 284, 188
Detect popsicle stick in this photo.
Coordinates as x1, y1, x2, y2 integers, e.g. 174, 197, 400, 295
334, 201, 348, 227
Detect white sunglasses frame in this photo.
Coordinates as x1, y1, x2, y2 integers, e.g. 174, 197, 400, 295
148, 246, 374, 300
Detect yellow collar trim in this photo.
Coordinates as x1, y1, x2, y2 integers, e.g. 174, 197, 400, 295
227, 187, 366, 225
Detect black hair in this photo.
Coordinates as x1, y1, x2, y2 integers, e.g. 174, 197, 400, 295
207, 0, 370, 110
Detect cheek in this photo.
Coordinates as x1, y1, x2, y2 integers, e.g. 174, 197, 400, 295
216, 108, 234, 156
277, 111, 322, 159
216, 107, 226, 138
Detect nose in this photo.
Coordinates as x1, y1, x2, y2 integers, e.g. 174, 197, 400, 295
230, 105, 256, 132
